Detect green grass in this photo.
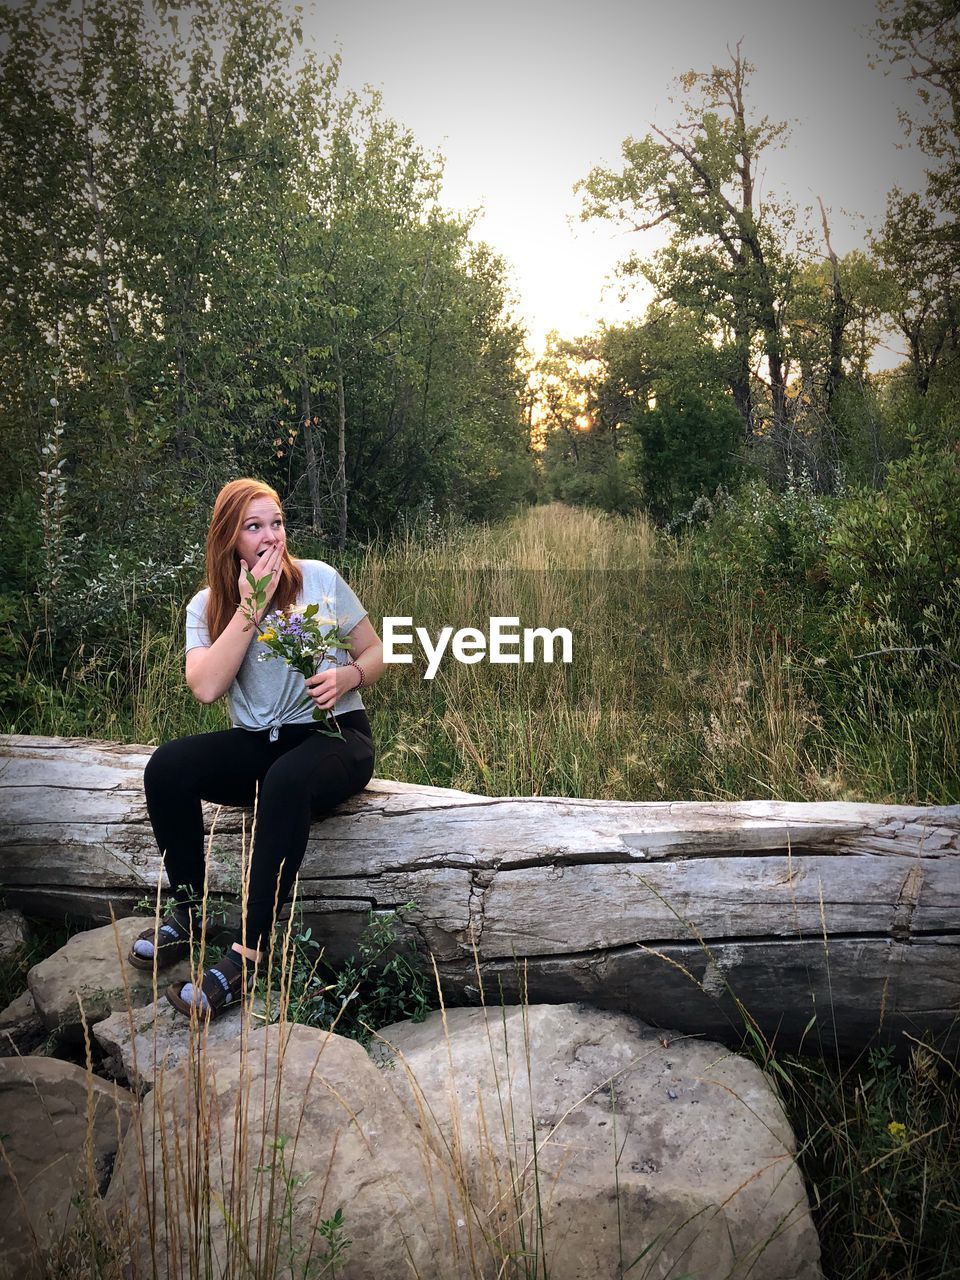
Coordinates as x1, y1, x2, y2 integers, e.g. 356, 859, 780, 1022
781, 1041, 960, 1279
8, 502, 955, 803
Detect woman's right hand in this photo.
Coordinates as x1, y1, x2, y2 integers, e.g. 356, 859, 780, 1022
238, 541, 285, 624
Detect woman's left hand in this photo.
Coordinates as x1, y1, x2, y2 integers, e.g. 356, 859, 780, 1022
304, 666, 355, 712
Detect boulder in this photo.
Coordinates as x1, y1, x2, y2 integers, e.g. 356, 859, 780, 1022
103, 1019, 486, 1279
373, 1003, 822, 1280
95, 991, 268, 1091
27, 917, 194, 1042
0, 908, 28, 964
0, 986, 36, 1027
0, 987, 46, 1058
0, 1056, 134, 1279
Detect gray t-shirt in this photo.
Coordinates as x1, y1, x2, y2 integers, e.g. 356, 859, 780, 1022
185, 558, 368, 739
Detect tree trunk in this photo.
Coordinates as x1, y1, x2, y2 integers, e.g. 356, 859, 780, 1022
729, 330, 754, 437
2, 734, 958, 1058
818, 198, 847, 416
331, 330, 348, 551
300, 371, 322, 532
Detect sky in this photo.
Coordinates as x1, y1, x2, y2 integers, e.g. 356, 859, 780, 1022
300, 0, 929, 359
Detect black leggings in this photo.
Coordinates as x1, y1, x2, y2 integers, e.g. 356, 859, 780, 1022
142, 711, 375, 951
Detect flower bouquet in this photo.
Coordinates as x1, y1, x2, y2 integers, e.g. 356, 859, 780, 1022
238, 570, 354, 738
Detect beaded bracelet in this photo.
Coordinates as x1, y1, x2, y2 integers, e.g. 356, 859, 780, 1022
348, 657, 365, 691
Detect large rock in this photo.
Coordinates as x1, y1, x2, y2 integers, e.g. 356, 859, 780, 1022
0, 1056, 134, 1279
95, 991, 269, 1090
27, 917, 194, 1042
373, 1003, 822, 1280
103, 1020, 485, 1279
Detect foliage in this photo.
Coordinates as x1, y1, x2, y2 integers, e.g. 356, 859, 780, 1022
874, 0, 960, 212
872, 189, 960, 395
267, 903, 434, 1045
0, 911, 76, 1012
251, 1138, 352, 1278
244, 595, 356, 737
11, 501, 958, 804
531, 332, 636, 513
824, 438, 960, 655
631, 389, 743, 525
872, 1, 960, 399
577, 48, 806, 470
0, 594, 25, 721
690, 464, 836, 584
781, 1040, 960, 1279
0, 0, 532, 598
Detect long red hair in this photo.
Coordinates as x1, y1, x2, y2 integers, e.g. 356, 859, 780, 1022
202, 479, 304, 642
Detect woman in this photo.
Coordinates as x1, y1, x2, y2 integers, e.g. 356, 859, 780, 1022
131, 478, 383, 1019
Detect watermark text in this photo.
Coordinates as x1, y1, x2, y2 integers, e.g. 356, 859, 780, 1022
383, 616, 573, 679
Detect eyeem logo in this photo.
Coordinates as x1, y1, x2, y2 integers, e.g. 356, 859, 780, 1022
383, 616, 573, 680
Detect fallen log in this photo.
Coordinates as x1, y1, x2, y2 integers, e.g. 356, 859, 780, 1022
2, 734, 958, 1057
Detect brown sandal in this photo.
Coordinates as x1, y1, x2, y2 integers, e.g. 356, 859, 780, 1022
165, 951, 254, 1020
127, 910, 200, 971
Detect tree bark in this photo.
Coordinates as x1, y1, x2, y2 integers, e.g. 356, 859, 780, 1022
2, 734, 958, 1058
818, 197, 848, 416
300, 371, 322, 532
331, 330, 348, 551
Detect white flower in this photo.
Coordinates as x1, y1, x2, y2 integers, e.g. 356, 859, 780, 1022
49, 397, 59, 407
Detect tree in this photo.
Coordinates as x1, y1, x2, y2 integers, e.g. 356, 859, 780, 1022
873, 190, 960, 394
0, 0, 532, 590
531, 333, 637, 513
872, 0, 960, 405
874, 0, 960, 219
631, 391, 743, 526
577, 46, 799, 473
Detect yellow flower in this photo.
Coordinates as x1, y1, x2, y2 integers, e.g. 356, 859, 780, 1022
887, 1121, 907, 1141
260, 628, 277, 643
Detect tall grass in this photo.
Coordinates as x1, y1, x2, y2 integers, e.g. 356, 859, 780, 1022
5, 501, 953, 804
9, 501, 954, 803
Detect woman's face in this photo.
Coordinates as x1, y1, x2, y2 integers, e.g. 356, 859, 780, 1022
235, 496, 286, 567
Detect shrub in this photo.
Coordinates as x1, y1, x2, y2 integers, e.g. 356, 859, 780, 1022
266, 903, 434, 1044
824, 439, 960, 655
632, 390, 743, 524
689, 462, 836, 585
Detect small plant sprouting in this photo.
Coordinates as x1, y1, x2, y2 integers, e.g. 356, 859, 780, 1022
317, 1208, 351, 1277
132, 889, 234, 929
252, 1135, 352, 1278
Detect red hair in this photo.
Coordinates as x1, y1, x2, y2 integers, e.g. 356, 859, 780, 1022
202, 479, 304, 642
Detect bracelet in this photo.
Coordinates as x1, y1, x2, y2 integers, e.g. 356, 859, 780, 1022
348, 657, 365, 691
